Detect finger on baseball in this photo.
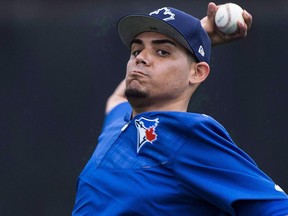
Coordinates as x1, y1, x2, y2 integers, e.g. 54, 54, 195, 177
207, 2, 217, 20
223, 32, 243, 42
242, 10, 253, 29
237, 21, 248, 38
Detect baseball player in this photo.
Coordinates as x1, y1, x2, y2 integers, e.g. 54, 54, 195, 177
72, 2, 288, 215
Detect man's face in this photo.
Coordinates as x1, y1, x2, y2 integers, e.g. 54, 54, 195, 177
125, 32, 195, 109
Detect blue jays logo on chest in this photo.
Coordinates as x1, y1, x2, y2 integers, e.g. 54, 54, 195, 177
135, 117, 159, 153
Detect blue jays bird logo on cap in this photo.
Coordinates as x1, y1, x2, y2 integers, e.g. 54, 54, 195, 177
149, 7, 175, 21
135, 117, 159, 153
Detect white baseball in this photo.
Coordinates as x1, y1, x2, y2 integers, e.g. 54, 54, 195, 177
215, 3, 244, 35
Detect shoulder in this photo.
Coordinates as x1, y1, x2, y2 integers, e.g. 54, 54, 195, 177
144, 111, 229, 137
166, 111, 223, 127
142, 111, 234, 148
171, 112, 231, 139
103, 102, 132, 129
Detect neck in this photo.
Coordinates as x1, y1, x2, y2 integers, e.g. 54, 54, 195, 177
129, 97, 190, 117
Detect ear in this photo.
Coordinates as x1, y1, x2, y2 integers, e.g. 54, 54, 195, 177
189, 62, 210, 84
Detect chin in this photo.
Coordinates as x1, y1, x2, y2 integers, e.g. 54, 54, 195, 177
124, 88, 147, 99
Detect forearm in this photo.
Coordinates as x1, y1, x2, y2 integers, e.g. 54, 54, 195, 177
105, 79, 127, 114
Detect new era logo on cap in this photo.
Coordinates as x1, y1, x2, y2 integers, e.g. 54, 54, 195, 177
198, 45, 205, 57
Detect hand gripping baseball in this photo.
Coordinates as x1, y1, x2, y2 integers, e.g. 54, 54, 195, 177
201, 2, 253, 46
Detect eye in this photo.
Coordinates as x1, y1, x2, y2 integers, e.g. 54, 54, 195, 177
157, 50, 169, 56
131, 50, 141, 57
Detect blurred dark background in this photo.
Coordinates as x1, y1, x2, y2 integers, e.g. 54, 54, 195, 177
0, 0, 287, 215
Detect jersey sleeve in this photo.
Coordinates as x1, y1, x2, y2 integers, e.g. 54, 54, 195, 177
102, 102, 132, 129
173, 114, 288, 214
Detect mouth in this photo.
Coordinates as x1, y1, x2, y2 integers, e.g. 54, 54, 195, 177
126, 70, 148, 87
130, 70, 147, 77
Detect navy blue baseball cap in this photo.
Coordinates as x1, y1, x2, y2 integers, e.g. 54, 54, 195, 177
117, 7, 211, 64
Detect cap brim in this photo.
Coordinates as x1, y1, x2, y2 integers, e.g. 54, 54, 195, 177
117, 15, 192, 54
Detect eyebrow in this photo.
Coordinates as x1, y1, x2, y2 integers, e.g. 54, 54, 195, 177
130, 38, 176, 47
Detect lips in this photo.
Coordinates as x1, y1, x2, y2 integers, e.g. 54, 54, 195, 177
127, 70, 148, 85
130, 70, 147, 76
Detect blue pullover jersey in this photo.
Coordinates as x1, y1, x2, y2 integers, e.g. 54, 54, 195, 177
72, 102, 288, 215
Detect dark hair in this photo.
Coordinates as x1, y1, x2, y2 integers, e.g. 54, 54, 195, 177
186, 49, 198, 63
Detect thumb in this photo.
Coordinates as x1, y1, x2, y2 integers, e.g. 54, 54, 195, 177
207, 2, 217, 21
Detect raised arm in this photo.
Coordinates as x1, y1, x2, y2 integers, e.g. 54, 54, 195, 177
105, 79, 127, 114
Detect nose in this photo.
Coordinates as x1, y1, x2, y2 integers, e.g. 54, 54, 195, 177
135, 49, 150, 66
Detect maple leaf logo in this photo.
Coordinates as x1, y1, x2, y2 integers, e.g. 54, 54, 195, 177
135, 117, 159, 153
145, 127, 157, 142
